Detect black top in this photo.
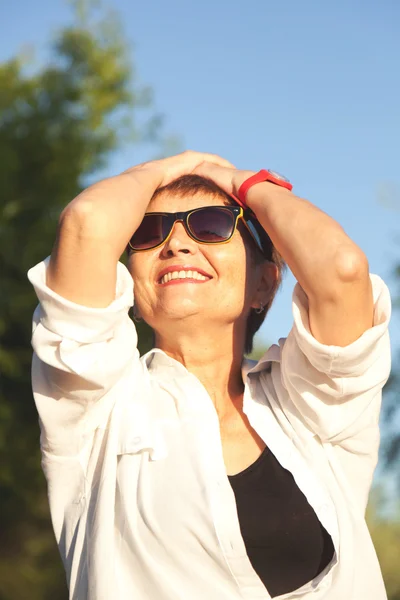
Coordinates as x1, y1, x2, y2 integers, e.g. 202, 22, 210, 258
228, 446, 334, 598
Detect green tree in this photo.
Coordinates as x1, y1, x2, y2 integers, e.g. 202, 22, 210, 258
0, 3, 167, 598
382, 260, 400, 481
367, 489, 400, 600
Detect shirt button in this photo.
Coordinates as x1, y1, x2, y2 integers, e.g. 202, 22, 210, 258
132, 436, 142, 445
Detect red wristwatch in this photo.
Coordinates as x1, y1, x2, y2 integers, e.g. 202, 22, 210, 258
236, 169, 293, 209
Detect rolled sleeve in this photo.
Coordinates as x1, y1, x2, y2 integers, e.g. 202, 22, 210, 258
280, 273, 391, 445
28, 256, 134, 343
28, 257, 140, 456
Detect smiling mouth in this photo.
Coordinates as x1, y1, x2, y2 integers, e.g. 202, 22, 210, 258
158, 270, 212, 285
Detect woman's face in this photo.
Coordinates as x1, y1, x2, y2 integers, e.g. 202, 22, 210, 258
129, 192, 275, 339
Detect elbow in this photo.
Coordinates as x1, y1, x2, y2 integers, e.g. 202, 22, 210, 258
58, 201, 111, 242
335, 247, 369, 282
59, 201, 95, 228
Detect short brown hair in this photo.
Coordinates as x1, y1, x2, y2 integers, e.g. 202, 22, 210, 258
132, 174, 287, 354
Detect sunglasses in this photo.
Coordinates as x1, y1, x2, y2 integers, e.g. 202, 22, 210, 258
128, 205, 266, 254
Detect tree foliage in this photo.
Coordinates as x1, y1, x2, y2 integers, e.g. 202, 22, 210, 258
382, 260, 400, 481
0, 3, 163, 598
367, 489, 400, 600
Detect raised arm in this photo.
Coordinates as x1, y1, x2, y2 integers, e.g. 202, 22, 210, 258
47, 151, 234, 307
192, 163, 373, 347
29, 152, 235, 457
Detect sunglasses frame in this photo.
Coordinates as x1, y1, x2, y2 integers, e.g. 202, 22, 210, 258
127, 205, 265, 255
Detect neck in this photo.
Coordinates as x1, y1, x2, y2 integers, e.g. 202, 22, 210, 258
155, 325, 245, 419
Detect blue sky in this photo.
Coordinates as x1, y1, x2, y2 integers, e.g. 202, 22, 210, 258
1, 0, 399, 356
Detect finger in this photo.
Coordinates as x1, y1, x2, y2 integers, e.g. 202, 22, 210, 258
194, 152, 235, 169
192, 161, 235, 193
179, 150, 235, 170
193, 161, 232, 175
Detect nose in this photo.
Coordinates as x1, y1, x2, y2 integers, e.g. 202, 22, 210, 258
160, 221, 198, 257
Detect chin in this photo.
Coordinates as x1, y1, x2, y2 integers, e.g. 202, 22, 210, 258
145, 299, 200, 325
163, 304, 200, 320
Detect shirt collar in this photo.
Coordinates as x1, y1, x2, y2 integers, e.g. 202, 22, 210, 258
143, 345, 280, 382
142, 348, 189, 377
244, 343, 281, 377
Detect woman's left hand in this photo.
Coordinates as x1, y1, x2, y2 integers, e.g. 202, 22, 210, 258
193, 162, 255, 199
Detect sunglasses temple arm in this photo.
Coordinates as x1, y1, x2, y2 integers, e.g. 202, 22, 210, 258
241, 218, 265, 255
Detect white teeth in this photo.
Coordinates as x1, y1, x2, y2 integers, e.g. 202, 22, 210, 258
160, 270, 209, 284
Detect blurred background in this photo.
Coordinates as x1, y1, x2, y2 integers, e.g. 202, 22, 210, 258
0, 0, 399, 598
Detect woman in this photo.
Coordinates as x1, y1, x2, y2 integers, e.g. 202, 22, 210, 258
28, 151, 391, 599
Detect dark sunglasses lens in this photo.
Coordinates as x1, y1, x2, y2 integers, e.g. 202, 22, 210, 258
188, 208, 235, 242
129, 215, 169, 250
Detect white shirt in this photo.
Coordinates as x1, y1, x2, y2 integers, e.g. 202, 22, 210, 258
28, 258, 391, 600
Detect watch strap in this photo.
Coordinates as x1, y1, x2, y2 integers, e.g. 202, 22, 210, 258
238, 169, 293, 207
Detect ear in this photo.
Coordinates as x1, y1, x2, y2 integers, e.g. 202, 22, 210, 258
250, 262, 279, 310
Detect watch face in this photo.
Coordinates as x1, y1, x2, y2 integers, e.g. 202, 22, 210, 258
268, 170, 291, 183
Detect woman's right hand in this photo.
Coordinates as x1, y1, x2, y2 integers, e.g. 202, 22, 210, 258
47, 151, 233, 307
122, 150, 235, 189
